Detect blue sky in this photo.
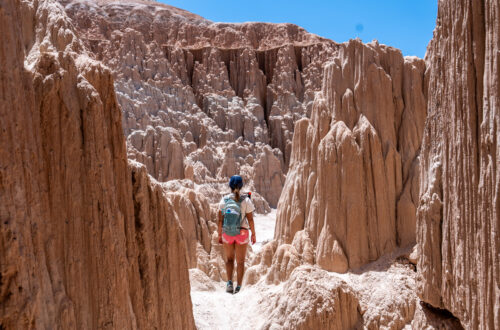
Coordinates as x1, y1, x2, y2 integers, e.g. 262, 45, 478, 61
159, 0, 437, 58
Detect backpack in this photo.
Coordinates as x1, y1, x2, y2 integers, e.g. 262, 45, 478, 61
222, 196, 243, 236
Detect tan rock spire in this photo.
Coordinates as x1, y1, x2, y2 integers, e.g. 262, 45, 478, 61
275, 39, 427, 270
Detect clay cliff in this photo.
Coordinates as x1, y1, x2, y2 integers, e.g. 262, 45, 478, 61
417, 0, 500, 328
0, 0, 194, 328
58, 0, 339, 208
2, 0, 498, 329
275, 39, 427, 271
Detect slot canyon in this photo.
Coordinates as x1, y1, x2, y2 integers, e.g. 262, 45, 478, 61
0, 0, 498, 329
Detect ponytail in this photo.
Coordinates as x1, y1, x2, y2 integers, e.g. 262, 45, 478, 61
233, 188, 240, 201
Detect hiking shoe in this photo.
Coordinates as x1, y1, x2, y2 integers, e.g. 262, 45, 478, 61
226, 281, 234, 294
234, 285, 241, 294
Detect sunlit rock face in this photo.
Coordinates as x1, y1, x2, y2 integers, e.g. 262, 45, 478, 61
3, 0, 497, 329
0, 1, 194, 328
275, 39, 427, 270
417, 0, 500, 328
59, 0, 340, 208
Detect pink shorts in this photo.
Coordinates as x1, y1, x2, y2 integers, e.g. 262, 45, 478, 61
222, 229, 249, 245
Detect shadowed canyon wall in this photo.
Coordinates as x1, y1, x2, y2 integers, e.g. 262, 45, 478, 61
417, 0, 500, 328
0, 0, 194, 328
275, 39, 427, 271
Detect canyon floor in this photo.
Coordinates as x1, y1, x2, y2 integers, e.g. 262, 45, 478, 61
190, 211, 420, 330
190, 210, 280, 329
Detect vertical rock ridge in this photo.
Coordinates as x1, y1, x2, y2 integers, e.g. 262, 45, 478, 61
129, 163, 195, 329
417, 0, 499, 328
0, 0, 195, 328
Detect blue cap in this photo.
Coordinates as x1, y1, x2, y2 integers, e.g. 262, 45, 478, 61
229, 175, 244, 190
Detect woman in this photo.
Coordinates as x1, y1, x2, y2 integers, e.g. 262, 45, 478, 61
218, 175, 256, 294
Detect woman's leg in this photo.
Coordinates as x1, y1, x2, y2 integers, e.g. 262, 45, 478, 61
223, 243, 235, 282
235, 243, 247, 285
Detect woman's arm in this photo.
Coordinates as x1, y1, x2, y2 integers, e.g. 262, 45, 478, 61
247, 212, 256, 244
218, 210, 223, 244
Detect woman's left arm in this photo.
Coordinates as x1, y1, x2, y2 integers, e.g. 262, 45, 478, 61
247, 212, 256, 244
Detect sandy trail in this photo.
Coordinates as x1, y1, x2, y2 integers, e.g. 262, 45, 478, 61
191, 280, 284, 330
190, 210, 278, 329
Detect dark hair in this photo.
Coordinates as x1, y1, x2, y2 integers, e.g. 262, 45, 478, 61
229, 175, 243, 201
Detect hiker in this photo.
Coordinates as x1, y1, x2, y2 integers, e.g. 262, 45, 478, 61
218, 175, 256, 294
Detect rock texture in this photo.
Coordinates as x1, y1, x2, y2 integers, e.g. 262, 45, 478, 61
164, 184, 215, 268
129, 163, 195, 329
215, 246, 428, 330
275, 39, 427, 270
417, 0, 500, 328
58, 0, 338, 208
0, 0, 194, 328
4, 0, 498, 329
262, 266, 362, 330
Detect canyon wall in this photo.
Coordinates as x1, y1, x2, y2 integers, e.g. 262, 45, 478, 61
417, 0, 500, 328
59, 0, 339, 208
0, 0, 194, 328
275, 39, 427, 271
2, 0, 498, 329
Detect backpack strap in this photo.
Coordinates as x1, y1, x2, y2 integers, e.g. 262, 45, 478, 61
222, 196, 230, 213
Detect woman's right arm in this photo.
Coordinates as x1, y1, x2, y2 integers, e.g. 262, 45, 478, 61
218, 210, 223, 244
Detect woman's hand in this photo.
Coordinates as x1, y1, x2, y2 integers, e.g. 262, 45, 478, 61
251, 233, 256, 245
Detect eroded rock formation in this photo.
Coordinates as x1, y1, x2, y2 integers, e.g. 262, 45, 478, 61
58, 0, 339, 208
225, 245, 430, 330
3, 0, 498, 329
0, 0, 194, 328
262, 266, 362, 330
129, 163, 195, 329
417, 0, 500, 328
275, 39, 427, 271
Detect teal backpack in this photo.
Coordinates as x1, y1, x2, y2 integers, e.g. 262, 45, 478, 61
222, 196, 243, 236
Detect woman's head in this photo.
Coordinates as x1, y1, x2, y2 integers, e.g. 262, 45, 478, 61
229, 175, 243, 191
229, 175, 243, 200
